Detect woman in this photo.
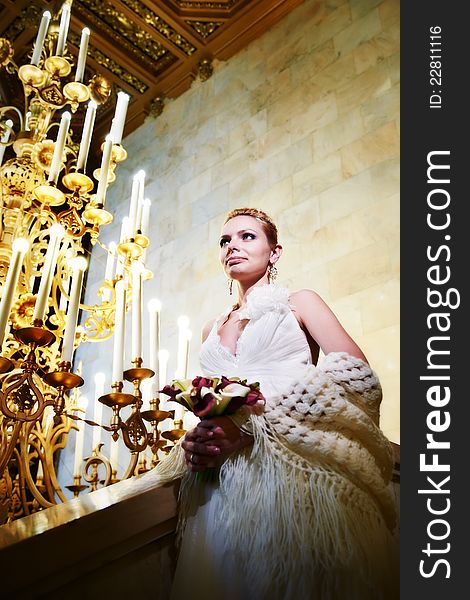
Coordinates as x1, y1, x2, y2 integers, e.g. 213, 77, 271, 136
160, 208, 398, 599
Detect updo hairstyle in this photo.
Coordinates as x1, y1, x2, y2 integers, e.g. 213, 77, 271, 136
224, 207, 278, 248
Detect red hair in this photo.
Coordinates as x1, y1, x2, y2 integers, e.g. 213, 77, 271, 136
224, 208, 278, 247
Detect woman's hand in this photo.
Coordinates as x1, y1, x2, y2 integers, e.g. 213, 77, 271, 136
181, 416, 253, 472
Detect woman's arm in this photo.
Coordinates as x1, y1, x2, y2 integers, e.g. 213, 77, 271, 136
291, 289, 368, 363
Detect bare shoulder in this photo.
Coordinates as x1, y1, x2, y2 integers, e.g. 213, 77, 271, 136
201, 318, 216, 343
289, 289, 368, 362
289, 289, 328, 311
290, 288, 323, 302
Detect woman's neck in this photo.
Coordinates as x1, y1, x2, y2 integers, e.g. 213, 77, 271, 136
235, 276, 270, 309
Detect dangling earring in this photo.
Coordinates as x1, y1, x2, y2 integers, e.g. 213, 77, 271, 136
268, 264, 278, 283
228, 278, 233, 295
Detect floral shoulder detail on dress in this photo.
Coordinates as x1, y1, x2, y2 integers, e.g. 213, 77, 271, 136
237, 284, 290, 321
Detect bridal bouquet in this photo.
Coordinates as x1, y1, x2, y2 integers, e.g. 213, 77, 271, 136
160, 375, 265, 418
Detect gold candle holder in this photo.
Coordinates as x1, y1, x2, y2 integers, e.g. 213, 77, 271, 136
44, 56, 71, 77
142, 397, 174, 456
161, 418, 186, 443
82, 202, 113, 226
65, 475, 88, 498
111, 144, 128, 163
33, 183, 66, 207
123, 358, 155, 402
99, 381, 135, 441
93, 166, 116, 184
43, 360, 85, 390
83, 443, 113, 490
134, 233, 149, 249
119, 359, 154, 452
44, 361, 84, 418
63, 81, 90, 105
117, 238, 143, 262
18, 64, 46, 87
14, 324, 55, 348
62, 172, 94, 193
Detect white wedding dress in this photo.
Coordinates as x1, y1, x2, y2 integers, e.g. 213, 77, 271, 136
169, 285, 398, 600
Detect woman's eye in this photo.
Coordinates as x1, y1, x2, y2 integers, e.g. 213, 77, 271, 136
242, 232, 255, 240
219, 238, 229, 247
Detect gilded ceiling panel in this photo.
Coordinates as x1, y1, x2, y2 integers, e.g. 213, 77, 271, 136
0, 0, 305, 141
185, 21, 224, 39
76, 0, 172, 64
119, 0, 197, 55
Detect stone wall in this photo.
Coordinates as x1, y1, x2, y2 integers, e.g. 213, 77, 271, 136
64, 0, 399, 485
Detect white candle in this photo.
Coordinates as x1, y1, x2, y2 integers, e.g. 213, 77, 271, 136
95, 135, 113, 206
0, 238, 29, 350
141, 378, 152, 411
102, 242, 116, 302
176, 315, 189, 378
136, 200, 143, 235
119, 216, 130, 244
109, 91, 130, 144
110, 437, 120, 472
148, 299, 161, 397
112, 279, 126, 383
33, 224, 65, 323
92, 372, 105, 449
115, 219, 129, 278
75, 27, 90, 83
183, 329, 192, 379
61, 255, 87, 363
58, 271, 70, 313
131, 262, 143, 360
76, 100, 96, 172
140, 198, 151, 237
105, 243, 116, 281
43, 405, 54, 432
73, 396, 88, 478
48, 111, 71, 184
174, 318, 188, 422
36, 454, 44, 480
138, 169, 145, 207
128, 171, 143, 235
0, 119, 13, 167
56, 3, 71, 56
31, 11, 51, 66
158, 349, 169, 391
115, 258, 125, 279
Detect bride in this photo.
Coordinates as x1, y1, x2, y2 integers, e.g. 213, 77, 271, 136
161, 207, 398, 599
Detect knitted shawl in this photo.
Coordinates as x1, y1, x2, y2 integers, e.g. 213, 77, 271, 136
150, 352, 399, 599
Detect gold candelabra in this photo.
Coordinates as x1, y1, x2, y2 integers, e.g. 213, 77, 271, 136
0, 1, 185, 524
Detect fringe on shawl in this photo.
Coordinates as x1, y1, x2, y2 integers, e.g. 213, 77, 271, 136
172, 352, 399, 598
211, 417, 399, 599
140, 441, 187, 486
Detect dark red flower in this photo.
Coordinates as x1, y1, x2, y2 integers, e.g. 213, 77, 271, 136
192, 376, 214, 390
246, 388, 264, 405
192, 391, 217, 417
160, 384, 178, 399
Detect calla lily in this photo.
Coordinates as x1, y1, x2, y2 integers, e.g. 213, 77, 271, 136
221, 382, 250, 398
175, 390, 192, 409
174, 378, 193, 391
160, 374, 265, 419
193, 391, 220, 417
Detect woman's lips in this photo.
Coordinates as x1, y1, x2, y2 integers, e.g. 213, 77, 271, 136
226, 257, 246, 265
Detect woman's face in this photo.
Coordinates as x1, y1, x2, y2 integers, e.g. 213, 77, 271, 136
219, 215, 280, 282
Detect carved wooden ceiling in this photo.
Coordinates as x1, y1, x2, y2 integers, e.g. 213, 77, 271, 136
0, 0, 305, 151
